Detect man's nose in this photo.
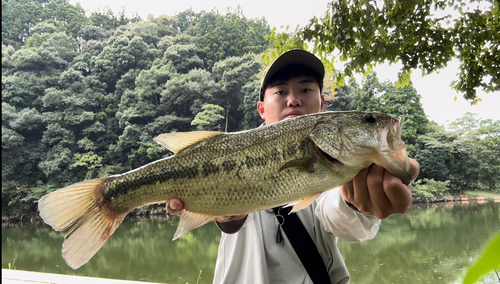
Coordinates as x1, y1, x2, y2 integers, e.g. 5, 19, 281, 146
287, 91, 301, 107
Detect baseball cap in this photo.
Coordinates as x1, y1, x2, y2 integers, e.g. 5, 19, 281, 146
259, 50, 325, 101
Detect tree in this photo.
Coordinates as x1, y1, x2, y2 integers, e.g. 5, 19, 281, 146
89, 6, 140, 30
91, 32, 156, 93
3, 31, 78, 109
325, 77, 360, 111
39, 0, 87, 39
266, 0, 499, 102
191, 104, 225, 131
351, 73, 383, 112
194, 9, 271, 69
162, 44, 204, 74
241, 80, 263, 130
414, 122, 456, 184
2, 0, 45, 48
160, 69, 221, 122
415, 114, 500, 192
3, 5, 276, 216
131, 21, 160, 47
212, 54, 262, 131
449, 114, 500, 191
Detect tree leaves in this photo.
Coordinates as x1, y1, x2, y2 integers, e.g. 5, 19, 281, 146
267, 0, 499, 101
463, 232, 500, 284
191, 104, 226, 131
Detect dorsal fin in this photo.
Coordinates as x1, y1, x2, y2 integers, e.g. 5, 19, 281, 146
154, 131, 222, 154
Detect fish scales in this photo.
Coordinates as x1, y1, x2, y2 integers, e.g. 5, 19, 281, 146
38, 111, 413, 269
103, 113, 324, 214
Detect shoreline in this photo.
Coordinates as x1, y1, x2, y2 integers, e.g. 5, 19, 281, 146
3, 196, 499, 225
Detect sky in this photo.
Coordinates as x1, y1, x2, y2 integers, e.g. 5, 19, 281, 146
71, 0, 500, 126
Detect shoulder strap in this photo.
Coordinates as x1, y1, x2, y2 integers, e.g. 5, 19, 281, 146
273, 206, 332, 284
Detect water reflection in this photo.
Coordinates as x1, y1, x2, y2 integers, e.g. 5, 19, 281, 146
340, 202, 500, 284
2, 202, 499, 284
2, 217, 220, 283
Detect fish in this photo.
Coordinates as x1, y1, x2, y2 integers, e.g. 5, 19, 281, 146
38, 111, 412, 269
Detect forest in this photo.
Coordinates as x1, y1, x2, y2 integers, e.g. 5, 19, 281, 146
2, 0, 499, 217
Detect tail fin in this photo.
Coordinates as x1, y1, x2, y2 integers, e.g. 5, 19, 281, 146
38, 178, 127, 269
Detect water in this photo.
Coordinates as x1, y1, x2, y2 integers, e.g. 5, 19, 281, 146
2, 202, 499, 284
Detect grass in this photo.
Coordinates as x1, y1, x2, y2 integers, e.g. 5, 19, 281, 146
8, 253, 17, 270
464, 190, 500, 199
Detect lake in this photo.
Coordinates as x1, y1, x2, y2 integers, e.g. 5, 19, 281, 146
2, 202, 499, 284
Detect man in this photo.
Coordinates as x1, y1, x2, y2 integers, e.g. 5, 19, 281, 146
167, 50, 420, 283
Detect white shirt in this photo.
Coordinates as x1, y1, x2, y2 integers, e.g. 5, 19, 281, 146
212, 187, 381, 284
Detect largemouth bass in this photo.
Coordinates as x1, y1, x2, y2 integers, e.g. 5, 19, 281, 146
38, 111, 412, 269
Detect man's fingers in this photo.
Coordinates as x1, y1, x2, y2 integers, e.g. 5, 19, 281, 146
340, 180, 354, 204
409, 158, 420, 181
382, 158, 419, 215
365, 165, 393, 218
350, 167, 372, 213
382, 173, 413, 215
215, 214, 247, 223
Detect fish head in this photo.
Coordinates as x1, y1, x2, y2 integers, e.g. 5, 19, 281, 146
309, 111, 412, 185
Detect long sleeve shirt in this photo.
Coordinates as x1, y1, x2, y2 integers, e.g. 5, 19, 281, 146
212, 187, 381, 284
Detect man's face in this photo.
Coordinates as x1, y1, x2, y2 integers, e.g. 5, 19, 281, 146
257, 75, 325, 125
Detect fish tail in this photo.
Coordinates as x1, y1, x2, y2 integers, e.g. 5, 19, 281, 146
38, 177, 127, 269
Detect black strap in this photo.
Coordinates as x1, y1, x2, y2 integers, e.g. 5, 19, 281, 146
273, 206, 332, 284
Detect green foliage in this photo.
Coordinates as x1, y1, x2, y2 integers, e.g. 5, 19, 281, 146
163, 44, 204, 74
266, 0, 499, 102
73, 151, 103, 170
2, 1, 497, 218
2, 181, 31, 216
193, 8, 271, 69
415, 114, 500, 191
89, 6, 140, 31
463, 232, 500, 284
131, 21, 160, 47
40, 0, 88, 39
450, 115, 500, 191
2, 0, 45, 49
241, 80, 263, 130
137, 142, 168, 160
191, 104, 225, 131
412, 178, 451, 198
212, 54, 262, 131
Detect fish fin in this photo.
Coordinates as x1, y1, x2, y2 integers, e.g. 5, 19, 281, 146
63, 207, 127, 269
38, 177, 126, 269
278, 157, 317, 173
154, 131, 222, 154
38, 178, 107, 231
173, 210, 217, 240
285, 192, 322, 214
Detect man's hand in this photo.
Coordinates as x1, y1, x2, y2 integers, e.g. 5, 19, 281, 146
166, 198, 247, 223
340, 158, 420, 220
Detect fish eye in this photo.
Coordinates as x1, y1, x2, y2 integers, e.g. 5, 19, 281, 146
364, 114, 377, 124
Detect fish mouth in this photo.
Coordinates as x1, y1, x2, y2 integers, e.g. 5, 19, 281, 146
371, 117, 413, 185
314, 145, 344, 166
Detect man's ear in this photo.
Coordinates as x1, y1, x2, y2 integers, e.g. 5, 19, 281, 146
320, 95, 326, 112
257, 101, 265, 119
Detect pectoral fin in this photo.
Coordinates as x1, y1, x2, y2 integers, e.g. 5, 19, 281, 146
285, 192, 323, 213
173, 210, 218, 240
